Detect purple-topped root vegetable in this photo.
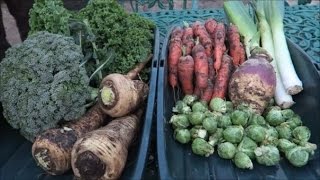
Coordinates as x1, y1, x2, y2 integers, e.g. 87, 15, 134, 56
228, 52, 276, 114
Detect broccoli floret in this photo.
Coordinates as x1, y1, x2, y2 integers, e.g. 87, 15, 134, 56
0, 31, 91, 142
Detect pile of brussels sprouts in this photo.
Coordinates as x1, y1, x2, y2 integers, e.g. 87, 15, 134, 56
170, 95, 317, 169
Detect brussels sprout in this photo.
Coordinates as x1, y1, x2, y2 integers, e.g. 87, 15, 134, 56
223, 126, 244, 143
285, 146, 310, 167
254, 145, 280, 166
209, 98, 227, 113
300, 142, 317, 156
289, 114, 303, 128
190, 126, 208, 140
174, 129, 191, 144
192, 138, 214, 157
246, 125, 267, 143
233, 152, 253, 169
172, 100, 191, 114
189, 112, 206, 125
263, 106, 281, 117
292, 126, 311, 143
226, 101, 234, 113
276, 124, 292, 140
237, 137, 258, 159
183, 95, 198, 105
262, 126, 279, 146
169, 114, 190, 129
192, 101, 208, 112
236, 103, 251, 111
277, 139, 297, 153
218, 114, 232, 128
248, 114, 266, 126
266, 108, 285, 126
208, 128, 224, 146
231, 110, 249, 126
217, 142, 237, 159
281, 109, 295, 119
202, 116, 218, 134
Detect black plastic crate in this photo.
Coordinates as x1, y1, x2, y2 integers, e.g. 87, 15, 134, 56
157, 25, 320, 180
0, 28, 159, 180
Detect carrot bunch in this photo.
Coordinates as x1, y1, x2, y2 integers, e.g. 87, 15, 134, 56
167, 18, 246, 102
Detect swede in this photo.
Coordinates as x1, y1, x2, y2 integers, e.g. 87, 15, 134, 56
228, 51, 276, 114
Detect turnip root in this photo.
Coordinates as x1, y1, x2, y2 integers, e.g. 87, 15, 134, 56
32, 104, 109, 175
229, 51, 276, 114
98, 55, 152, 117
71, 109, 143, 180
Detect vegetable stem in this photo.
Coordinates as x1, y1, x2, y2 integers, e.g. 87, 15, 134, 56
256, 0, 295, 108
264, 0, 303, 95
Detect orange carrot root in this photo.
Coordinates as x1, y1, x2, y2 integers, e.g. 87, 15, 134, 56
227, 24, 246, 66
168, 27, 184, 89
178, 55, 194, 95
192, 43, 209, 90
192, 21, 213, 57
212, 54, 234, 99
201, 79, 214, 102
213, 23, 226, 71
205, 18, 218, 44
182, 22, 195, 55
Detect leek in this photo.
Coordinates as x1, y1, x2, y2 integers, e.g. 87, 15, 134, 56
264, 0, 303, 95
255, 0, 295, 108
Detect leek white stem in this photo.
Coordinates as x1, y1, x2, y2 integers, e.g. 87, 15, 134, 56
264, 0, 303, 95
256, 0, 295, 108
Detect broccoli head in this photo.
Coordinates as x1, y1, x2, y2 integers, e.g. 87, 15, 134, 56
0, 31, 91, 142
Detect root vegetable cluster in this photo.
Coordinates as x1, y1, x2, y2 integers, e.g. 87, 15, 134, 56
167, 18, 244, 101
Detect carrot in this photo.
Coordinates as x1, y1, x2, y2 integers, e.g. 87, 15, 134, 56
71, 109, 144, 180
193, 86, 201, 97
212, 54, 234, 99
171, 26, 184, 39
205, 18, 218, 41
32, 104, 109, 175
201, 79, 214, 103
182, 22, 195, 55
192, 40, 209, 90
99, 58, 151, 117
168, 28, 184, 89
213, 23, 227, 71
178, 47, 194, 95
208, 57, 215, 84
192, 21, 213, 57
227, 24, 246, 66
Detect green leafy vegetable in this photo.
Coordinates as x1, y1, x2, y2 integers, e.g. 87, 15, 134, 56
172, 100, 191, 114
233, 152, 253, 169
237, 137, 258, 159
218, 142, 237, 159
0, 32, 91, 141
192, 138, 214, 157
174, 129, 191, 144
202, 116, 218, 134
254, 145, 280, 166
223, 125, 244, 143
169, 114, 190, 129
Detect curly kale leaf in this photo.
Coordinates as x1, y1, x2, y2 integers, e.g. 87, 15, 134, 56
28, 0, 72, 35
79, 0, 155, 79
0, 31, 91, 142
